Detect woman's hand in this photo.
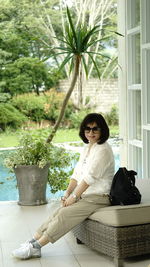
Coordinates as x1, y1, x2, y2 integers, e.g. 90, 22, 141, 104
61, 179, 77, 207
61, 196, 66, 207
61, 191, 70, 207
63, 195, 77, 207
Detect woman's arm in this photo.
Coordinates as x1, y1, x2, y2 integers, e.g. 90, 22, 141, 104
63, 179, 89, 207
73, 180, 89, 199
61, 178, 77, 206
64, 178, 77, 197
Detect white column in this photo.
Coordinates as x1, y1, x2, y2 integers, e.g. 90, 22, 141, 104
117, 0, 128, 166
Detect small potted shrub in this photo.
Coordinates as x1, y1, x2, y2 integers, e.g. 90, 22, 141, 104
5, 133, 77, 206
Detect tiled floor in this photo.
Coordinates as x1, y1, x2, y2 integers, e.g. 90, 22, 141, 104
0, 200, 150, 267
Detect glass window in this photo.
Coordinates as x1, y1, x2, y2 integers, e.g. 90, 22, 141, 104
145, 0, 150, 43
145, 49, 150, 124
129, 145, 142, 178
127, 0, 140, 29
128, 33, 141, 84
135, 91, 142, 140
129, 90, 141, 140
148, 132, 150, 178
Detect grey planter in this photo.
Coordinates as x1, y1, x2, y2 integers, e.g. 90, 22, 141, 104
14, 163, 50, 206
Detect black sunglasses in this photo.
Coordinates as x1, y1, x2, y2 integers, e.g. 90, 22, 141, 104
84, 126, 101, 133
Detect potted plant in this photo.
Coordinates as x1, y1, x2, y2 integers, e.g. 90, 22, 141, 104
5, 132, 76, 206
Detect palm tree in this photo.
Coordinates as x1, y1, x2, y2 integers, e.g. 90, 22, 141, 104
46, 7, 121, 143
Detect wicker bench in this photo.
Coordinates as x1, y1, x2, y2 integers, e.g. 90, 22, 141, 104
72, 179, 150, 267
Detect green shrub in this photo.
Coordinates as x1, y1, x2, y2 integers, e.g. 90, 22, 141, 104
11, 93, 46, 122
0, 93, 11, 103
0, 103, 27, 130
104, 105, 119, 126
68, 109, 91, 129
44, 94, 60, 123
11, 91, 76, 126
46, 68, 66, 89
44, 90, 76, 124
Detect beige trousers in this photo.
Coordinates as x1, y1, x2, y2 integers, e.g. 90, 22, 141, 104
36, 194, 110, 243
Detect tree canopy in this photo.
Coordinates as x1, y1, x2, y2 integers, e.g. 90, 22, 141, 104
0, 0, 118, 96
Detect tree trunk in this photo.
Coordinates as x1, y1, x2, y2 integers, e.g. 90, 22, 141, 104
46, 55, 81, 143
77, 65, 83, 109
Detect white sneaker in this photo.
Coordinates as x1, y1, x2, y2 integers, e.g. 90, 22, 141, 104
12, 242, 41, 259
20, 238, 36, 247
20, 240, 30, 247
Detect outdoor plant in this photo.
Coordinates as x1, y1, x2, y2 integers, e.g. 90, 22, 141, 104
46, 7, 123, 143
5, 134, 51, 169
47, 145, 79, 193
4, 133, 78, 194
104, 104, 119, 126
0, 103, 27, 131
68, 109, 91, 129
11, 93, 46, 124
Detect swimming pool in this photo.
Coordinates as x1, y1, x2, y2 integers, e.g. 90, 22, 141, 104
0, 144, 120, 201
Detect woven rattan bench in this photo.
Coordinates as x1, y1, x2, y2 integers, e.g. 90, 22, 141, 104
72, 179, 150, 267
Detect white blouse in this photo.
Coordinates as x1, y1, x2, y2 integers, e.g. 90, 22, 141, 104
71, 141, 115, 196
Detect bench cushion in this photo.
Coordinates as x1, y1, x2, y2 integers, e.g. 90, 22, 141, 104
89, 202, 150, 227
89, 179, 150, 227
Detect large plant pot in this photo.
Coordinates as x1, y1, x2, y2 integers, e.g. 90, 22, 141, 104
14, 164, 50, 206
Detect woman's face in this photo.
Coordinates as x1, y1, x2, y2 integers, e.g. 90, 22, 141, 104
84, 122, 101, 144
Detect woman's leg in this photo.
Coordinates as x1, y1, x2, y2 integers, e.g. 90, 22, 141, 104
35, 195, 110, 244
12, 195, 110, 259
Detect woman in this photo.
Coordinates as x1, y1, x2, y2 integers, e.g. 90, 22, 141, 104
12, 113, 115, 259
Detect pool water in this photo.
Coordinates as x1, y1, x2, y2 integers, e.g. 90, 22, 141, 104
0, 146, 120, 201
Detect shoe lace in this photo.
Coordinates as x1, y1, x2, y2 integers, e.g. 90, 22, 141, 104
21, 243, 33, 257
20, 241, 29, 247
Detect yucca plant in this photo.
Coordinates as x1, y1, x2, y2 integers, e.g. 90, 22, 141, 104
46, 7, 122, 143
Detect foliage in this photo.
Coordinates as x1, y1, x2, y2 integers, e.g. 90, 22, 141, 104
0, 1, 120, 143
46, 6, 122, 142
12, 93, 46, 122
104, 104, 119, 126
54, 7, 113, 79
67, 0, 118, 79
4, 132, 78, 193
0, 0, 64, 86
0, 93, 11, 103
4, 133, 51, 169
44, 90, 76, 124
1, 57, 53, 95
11, 90, 75, 124
68, 109, 92, 129
0, 90, 76, 131
0, 103, 27, 131
47, 68, 66, 88
0, 0, 66, 95
109, 125, 119, 138
47, 145, 79, 193
0, 0, 118, 95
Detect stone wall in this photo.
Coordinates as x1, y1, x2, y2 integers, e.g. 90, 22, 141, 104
59, 78, 118, 113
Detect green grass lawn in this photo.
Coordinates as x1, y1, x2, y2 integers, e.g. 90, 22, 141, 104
0, 132, 20, 148
0, 126, 119, 148
0, 128, 80, 148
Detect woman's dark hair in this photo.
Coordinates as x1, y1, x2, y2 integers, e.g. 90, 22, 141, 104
79, 113, 109, 144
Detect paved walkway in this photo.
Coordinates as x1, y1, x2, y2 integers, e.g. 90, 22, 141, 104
0, 201, 150, 267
